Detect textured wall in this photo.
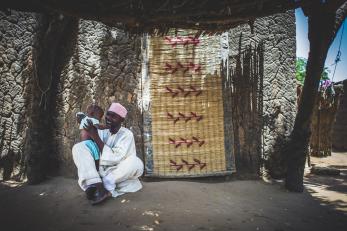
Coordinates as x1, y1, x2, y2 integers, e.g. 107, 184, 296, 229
0, 11, 38, 179
0, 13, 142, 179
228, 11, 297, 177
54, 20, 142, 176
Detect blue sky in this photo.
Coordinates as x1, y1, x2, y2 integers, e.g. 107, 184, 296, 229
296, 8, 347, 82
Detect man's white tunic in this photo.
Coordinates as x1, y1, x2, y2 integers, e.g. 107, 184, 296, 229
72, 127, 143, 197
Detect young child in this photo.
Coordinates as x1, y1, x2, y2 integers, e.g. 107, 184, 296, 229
76, 104, 108, 170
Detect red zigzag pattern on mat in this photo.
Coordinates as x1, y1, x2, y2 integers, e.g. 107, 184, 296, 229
167, 112, 203, 124
170, 159, 207, 171
165, 62, 201, 74
164, 36, 200, 47
165, 85, 202, 97
169, 137, 205, 148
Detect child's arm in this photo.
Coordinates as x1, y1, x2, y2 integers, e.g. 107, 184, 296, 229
95, 124, 109, 130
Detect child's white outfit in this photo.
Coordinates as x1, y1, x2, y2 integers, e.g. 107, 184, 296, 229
76, 112, 100, 160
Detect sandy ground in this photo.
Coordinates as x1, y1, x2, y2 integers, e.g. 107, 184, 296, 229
0, 153, 346, 231
304, 152, 347, 213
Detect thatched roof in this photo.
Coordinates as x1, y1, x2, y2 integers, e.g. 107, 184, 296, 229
2, 0, 315, 34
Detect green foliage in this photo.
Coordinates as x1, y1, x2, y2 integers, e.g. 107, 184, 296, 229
321, 67, 330, 81
295, 57, 330, 85
296, 57, 306, 84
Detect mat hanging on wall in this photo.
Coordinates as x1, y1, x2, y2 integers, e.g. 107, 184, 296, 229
141, 30, 235, 177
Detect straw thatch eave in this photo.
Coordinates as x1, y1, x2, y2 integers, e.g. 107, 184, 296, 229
2, 0, 315, 34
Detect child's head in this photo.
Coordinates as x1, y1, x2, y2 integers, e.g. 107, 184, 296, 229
86, 105, 104, 121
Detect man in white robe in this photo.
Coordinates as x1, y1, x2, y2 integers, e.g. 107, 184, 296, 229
72, 102, 144, 205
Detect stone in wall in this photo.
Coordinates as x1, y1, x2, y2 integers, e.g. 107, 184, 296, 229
55, 20, 142, 177
228, 10, 297, 177
0, 11, 38, 180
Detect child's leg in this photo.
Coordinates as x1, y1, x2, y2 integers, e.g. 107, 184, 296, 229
80, 129, 91, 141
83, 140, 100, 171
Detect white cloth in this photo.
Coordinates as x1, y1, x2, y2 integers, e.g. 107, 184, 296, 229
100, 155, 143, 197
72, 142, 102, 187
79, 115, 100, 130
72, 127, 144, 197
98, 127, 137, 166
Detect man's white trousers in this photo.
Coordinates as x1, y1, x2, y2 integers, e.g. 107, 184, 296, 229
72, 142, 143, 197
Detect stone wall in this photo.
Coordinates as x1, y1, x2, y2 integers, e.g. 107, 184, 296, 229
0, 11, 38, 180
53, 20, 142, 177
0, 12, 142, 179
228, 10, 297, 177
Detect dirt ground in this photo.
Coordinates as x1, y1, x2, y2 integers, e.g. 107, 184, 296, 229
0, 153, 346, 231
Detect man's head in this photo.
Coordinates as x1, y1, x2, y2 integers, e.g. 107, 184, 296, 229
106, 103, 127, 132
86, 105, 104, 121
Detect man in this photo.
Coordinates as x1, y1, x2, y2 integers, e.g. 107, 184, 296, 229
72, 102, 144, 205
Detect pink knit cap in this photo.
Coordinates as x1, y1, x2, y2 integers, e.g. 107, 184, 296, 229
108, 103, 127, 118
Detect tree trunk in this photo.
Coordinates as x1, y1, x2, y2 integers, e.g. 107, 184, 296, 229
285, 3, 341, 192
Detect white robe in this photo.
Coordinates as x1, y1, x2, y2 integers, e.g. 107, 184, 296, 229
72, 127, 144, 197
78, 115, 99, 130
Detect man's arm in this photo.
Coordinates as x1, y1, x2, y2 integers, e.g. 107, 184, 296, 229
83, 119, 104, 151
98, 131, 135, 166
95, 124, 109, 130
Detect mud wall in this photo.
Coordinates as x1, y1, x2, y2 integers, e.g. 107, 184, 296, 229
228, 10, 297, 177
54, 20, 142, 177
0, 11, 38, 180
0, 11, 142, 180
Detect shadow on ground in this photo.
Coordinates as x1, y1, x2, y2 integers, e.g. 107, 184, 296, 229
0, 175, 346, 231
304, 152, 347, 214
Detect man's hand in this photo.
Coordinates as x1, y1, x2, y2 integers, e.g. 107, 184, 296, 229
83, 119, 104, 152
76, 112, 86, 124
83, 119, 99, 140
